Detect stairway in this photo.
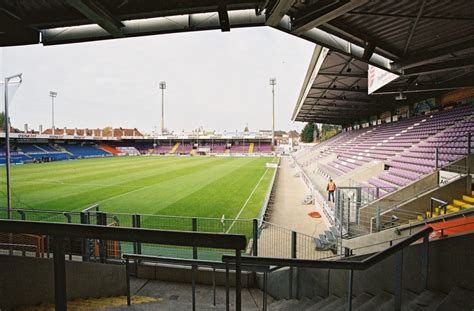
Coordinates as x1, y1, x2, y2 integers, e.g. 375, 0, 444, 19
268, 286, 474, 310
99, 143, 119, 155
418, 191, 474, 221
170, 143, 180, 154
249, 143, 254, 154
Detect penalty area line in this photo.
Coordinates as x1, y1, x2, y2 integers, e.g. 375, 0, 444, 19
226, 168, 269, 233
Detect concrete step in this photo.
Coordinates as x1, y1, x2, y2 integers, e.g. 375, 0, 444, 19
357, 292, 393, 311
404, 290, 446, 310
320, 295, 347, 310
304, 295, 339, 310
436, 286, 474, 311
333, 292, 374, 311
268, 298, 320, 311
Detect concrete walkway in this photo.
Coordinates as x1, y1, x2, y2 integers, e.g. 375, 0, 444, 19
268, 156, 327, 236
257, 157, 330, 259
107, 278, 273, 310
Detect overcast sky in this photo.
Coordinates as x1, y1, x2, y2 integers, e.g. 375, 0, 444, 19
1, 27, 314, 134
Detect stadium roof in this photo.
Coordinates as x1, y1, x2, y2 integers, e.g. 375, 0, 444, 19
2, 1, 473, 125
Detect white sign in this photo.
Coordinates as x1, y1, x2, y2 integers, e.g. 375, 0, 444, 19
368, 65, 399, 94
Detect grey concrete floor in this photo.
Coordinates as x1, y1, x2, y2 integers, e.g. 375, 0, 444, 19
107, 277, 274, 310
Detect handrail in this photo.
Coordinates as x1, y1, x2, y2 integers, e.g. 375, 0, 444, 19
81, 203, 100, 213
0, 219, 247, 311
222, 227, 433, 270
123, 253, 270, 272
0, 220, 247, 250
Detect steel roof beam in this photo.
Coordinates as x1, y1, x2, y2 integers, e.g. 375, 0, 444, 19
275, 21, 396, 73
318, 72, 367, 78
218, 3, 230, 32
391, 38, 474, 70
42, 10, 265, 45
321, 21, 403, 60
292, 0, 368, 36
403, 57, 474, 76
0, 9, 39, 46
65, 0, 125, 37
265, 0, 295, 26
311, 86, 368, 93
305, 96, 372, 104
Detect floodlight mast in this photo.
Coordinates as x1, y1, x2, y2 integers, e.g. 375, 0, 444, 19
4, 73, 22, 219
50, 91, 57, 134
159, 81, 166, 134
269, 78, 276, 149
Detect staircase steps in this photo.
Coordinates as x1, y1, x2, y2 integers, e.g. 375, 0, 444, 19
357, 292, 393, 311
33, 144, 49, 153
436, 286, 474, 311
249, 143, 254, 154
462, 195, 474, 203
334, 292, 374, 311
319, 295, 347, 310
305, 295, 339, 310
405, 290, 446, 310
99, 143, 119, 155
269, 298, 320, 310
170, 143, 180, 154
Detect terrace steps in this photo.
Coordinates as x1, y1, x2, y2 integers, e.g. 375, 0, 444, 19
248, 143, 254, 154
170, 143, 180, 154
99, 143, 120, 155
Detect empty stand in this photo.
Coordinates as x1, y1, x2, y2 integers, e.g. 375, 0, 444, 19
294, 104, 474, 193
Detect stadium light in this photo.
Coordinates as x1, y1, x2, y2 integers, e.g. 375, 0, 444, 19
50, 91, 57, 134
269, 78, 276, 148
159, 81, 166, 134
4, 73, 23, 219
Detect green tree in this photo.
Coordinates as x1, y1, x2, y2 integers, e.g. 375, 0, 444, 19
320, 124, 342, 141
300, 122, 315, 142
0, 112, 4, 130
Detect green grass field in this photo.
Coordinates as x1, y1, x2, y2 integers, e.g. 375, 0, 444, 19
0, 156, 275, 222
0, 156, 276, 259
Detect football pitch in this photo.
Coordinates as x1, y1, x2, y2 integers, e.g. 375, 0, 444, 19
0, 156, 276, 222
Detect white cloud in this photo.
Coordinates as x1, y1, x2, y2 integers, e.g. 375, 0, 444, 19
2, 28, 314, 133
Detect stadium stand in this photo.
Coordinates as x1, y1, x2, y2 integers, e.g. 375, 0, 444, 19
99, 143, 120, 155
230, 143, 249, 154
294, 104, 474, 194
59, 144, 111, 158
175, 143, 193, 154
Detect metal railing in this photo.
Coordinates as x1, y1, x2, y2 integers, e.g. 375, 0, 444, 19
0, 207, 335, 262
223, 226, 434, 311
257, 159, 279, 225
123, 254, 271, 311
0, 219, 247, 311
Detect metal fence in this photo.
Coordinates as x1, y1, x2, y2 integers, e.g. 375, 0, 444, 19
257, 221, 336, 260
0, 205, 335, 262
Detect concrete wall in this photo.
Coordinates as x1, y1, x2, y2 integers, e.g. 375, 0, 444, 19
0, 256, 127, 310
335, 160, 384, 187
262, 233, 474, 300
360, 173, 471, 229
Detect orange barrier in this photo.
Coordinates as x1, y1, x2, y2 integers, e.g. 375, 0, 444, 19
0, 233, 44, 257
427, 216, 474, 239
99, 143, 120, 155
93, 221, 121, 259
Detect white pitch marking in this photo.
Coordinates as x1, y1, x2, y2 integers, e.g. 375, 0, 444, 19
226, 168, 269, 233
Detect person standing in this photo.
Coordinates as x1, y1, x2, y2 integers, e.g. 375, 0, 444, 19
327, 179, 336, 202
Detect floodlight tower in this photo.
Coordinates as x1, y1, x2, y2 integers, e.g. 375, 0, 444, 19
49, 91, 57, 134
159, 81, 166, 134
269, 78, 276, 148
4, 73, 23, 219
